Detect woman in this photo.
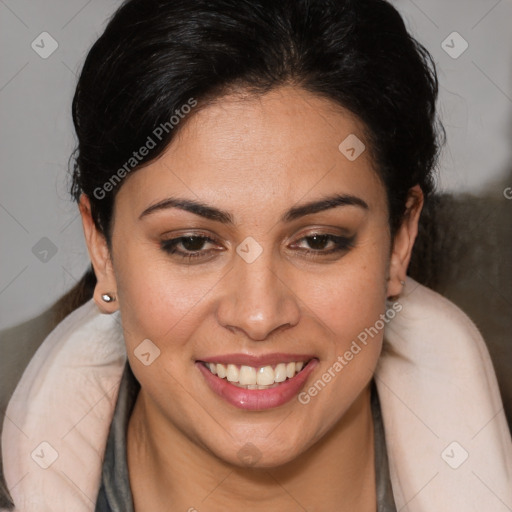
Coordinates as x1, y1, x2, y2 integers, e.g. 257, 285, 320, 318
2, 0, 511, 510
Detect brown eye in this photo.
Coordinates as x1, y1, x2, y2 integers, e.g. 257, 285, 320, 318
180, 236, 208, 251
161, 235, 220, 260
292, 233, 355, 258
303, 234, 331, 250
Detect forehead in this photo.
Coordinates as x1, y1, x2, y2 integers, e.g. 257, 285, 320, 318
115, 86, 386, 221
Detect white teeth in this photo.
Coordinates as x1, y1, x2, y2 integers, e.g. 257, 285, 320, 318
226, 364, 239, 382
239, 365, 257, 385
204, 360, 308, 387
216, 363, 227, 379
274, 363, 287, 382
257, 366, 275, 386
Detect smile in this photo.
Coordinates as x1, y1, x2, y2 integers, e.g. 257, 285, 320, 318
203, 361, 306, 389
196, 356, 319, 410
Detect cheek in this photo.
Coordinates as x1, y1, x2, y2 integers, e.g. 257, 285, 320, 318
291, 234, 389, 414
114, 249, 221, 424
113, 239, 220, 353
298, 234, 390, 340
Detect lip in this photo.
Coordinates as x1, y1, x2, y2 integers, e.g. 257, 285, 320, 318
199, 353, 315, 367
196, 357, 319, 411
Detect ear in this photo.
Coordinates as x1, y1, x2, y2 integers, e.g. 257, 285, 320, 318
79, 194, 119, 313
386, 185, 424, 299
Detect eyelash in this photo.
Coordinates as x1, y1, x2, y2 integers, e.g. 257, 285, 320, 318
160, 233, 355, 262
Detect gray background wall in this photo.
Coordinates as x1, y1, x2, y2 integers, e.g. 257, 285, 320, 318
1, 0, 511, 330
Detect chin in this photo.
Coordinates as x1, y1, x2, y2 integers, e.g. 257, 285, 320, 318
210, 428, 314, 469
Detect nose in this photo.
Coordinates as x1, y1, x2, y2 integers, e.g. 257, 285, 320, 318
216, 252, 301, 341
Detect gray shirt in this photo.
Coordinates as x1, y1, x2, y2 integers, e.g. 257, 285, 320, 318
95, 362, 397, 511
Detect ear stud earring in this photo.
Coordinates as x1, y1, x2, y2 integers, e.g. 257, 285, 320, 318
101, 293, 116, 303
400, 280, 406, 286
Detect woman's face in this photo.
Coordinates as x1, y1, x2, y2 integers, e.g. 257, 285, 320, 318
83, 86, 415, 467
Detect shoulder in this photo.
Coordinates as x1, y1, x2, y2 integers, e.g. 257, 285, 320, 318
0, 308, 57, 423
0, 306, 58, 510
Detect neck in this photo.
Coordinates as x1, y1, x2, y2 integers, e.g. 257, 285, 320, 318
127, 384, 376, 511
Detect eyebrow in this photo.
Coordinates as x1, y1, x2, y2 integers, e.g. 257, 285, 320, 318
138, 193, 369, 224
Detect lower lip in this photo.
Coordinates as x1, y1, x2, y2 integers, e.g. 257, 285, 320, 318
196, 359, 319, 410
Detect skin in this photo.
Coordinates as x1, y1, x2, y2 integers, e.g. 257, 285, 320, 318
80, 86, 423, 511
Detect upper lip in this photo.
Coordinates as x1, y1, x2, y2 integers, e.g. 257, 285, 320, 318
198, 353, 316, 367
